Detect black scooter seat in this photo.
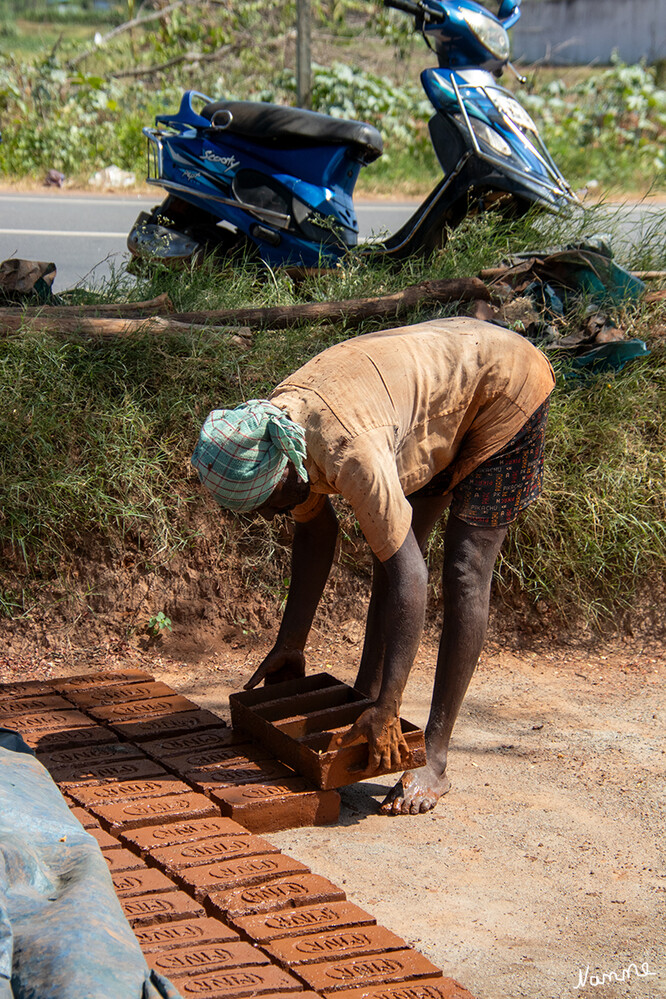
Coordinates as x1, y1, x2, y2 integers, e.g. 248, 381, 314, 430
201, 100, 383, 162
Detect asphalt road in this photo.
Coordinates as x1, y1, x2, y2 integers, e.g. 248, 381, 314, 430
0, 189, 663, 293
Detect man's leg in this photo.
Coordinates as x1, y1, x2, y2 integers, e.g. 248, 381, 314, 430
382, 511, 507, 814
354, 495, 450, 699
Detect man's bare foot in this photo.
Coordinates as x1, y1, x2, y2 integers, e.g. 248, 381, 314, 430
380, 765, 451, 815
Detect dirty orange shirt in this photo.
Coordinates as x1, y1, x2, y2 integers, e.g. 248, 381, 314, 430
270, 318, 555, 562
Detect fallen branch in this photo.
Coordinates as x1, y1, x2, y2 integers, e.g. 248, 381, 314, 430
172, 277, 492, 329
0, 314, 251, 345
0, 294, 174, 320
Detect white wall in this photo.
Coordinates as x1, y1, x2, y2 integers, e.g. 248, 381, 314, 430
510, 0, 666, 65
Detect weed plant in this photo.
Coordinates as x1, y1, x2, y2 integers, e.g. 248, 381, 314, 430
1, 206, 665, 641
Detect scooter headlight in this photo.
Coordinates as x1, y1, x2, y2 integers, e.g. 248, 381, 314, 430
469, 118, 513, 158
462, 9, 510, 60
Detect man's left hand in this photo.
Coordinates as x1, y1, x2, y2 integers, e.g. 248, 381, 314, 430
337, 704, 410, 774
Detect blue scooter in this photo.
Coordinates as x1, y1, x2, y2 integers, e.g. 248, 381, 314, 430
128, 0, 577, 269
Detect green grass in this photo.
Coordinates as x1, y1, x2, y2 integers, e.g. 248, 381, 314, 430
1, 206, 665, 640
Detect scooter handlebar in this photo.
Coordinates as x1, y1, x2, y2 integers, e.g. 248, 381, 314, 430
383, 0, 422, 18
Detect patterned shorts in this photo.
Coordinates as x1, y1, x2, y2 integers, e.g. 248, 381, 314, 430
414, 396, 551, 529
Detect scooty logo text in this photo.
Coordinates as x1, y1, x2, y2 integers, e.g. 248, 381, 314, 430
202, 150, 240, 173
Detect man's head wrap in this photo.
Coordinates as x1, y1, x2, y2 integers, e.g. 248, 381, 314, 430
191, 400, 308, 512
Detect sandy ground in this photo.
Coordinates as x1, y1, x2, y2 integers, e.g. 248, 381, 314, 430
3, 630, 664, 999
144, 632, 665, 999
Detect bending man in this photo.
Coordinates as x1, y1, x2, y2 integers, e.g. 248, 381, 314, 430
191, 318, 555, 814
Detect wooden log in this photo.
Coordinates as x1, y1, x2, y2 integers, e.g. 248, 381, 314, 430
0, 294, 174, 321
0, 314, 251, 346
172, 277, 491, 329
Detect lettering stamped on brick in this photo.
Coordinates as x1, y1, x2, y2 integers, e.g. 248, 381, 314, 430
148, 940, 270, 977
179, 854, 310, 899
210, 874, 346, 918
134, 916, 239, 953
324, 980, 474, 999
120, 816, 248, 855
264, 925, 407, 966
120, 890, 206, 927
232, 902, 376, 943
150, 833, 279, 873
298, 950, 442, 993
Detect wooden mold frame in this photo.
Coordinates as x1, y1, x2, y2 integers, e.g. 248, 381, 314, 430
229, 672, 426, 790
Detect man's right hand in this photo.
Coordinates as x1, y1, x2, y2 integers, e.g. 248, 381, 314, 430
244, 647, 306, 689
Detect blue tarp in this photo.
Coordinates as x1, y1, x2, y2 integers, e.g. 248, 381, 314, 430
0, 730, 182, 999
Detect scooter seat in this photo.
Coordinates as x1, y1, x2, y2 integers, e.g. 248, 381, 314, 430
201, 100, 383, 162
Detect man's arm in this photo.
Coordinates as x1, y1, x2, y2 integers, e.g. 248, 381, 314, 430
339, 527, 428, 771
245, 497, 339, 688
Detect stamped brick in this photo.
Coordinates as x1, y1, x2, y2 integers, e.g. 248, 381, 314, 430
0, 694, 73, 716
169, 964, 302, 998
232, 903, 376, 944
166, 744, 275, 774
37, 743, 142, 771
112, 867, 177, 897
263, 925, 407, 966
148, 940, 270, 979
139, 728, 242, 761
150, 833, 279, 874
91, 790, 219, 831
211, 781, 341, 834
0, 680, 53, 698
178, 854, 310, 900
209, 874, 346, 918
135, 916, 240, 953
120, 816, 249, 855
298, 950, 442, 992
10, 709, 94, 733
53, 757, 168, 788
110, 709, 225, 741
325, 979, 475, 999
186, 760, 296, 793
88, 694, 200, 723
65, 680, 179, 709
67, 775, 186, 808
49, 669, 154, 693
120, 890, 206, 927
102, 847, 148, 873
68, 805, 99, 829
22, 725, 118, 753
89, 825, 123, 850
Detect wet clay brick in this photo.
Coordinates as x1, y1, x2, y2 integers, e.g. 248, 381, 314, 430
112, 867, 176, 897
91, 790, 218, 831
37, 742, 142, 770
135, 916, 240, 953
120, 816, 249, 855
166, 744, 275, 774
65, 680, 179, 709
68, 805, 99, 829
103, 847, 148, 873
232, 902, 376, 944
150, 833, 279, 873
326, 979, 475, 999
299, 950, 442, 993
169, 964, 303, 998
121, 889, 206, 927
186, 760, 296, 792
22, 724, 118, 753
88, 694, 199, 723
110, 708, 225, 741
67, 775, 186, 808
139, 728, 242, 761
265, 926, 407, 966
147, 940, 270, 979
211, 781, 341, 834
89, 825, 123, 850
178, 854, 310, 900
8, 708, 94, 733
0, 694, 73, 716
209, 874, 346, 918
54, 757, 168, 788
0, 680, 53, 698
49, 669, 154, 693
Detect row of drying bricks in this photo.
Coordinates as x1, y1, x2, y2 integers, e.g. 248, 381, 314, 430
0, 668, 472, 999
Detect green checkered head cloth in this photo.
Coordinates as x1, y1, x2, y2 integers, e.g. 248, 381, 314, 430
191, 400, 307, 512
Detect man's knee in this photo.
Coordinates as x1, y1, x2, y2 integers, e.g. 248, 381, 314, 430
441, 521, 506, 601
